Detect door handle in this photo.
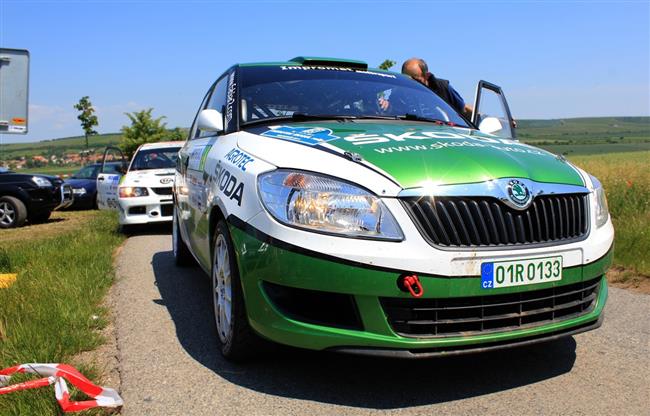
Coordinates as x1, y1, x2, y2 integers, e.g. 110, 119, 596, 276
98, 177, 105, 181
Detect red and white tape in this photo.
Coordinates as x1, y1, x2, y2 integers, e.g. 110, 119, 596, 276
0, 363, 123, 413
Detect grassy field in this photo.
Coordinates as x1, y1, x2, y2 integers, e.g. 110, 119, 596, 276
0, 133, 123, 160
0, 211, 125, 415
571, 151, 650, 277
18, 165, 81, 176
1, 117, 648, 163
517, 117, 650, 156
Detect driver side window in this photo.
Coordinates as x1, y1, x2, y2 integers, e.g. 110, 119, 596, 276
197, 76, 229, 139
188, 85, 214, 140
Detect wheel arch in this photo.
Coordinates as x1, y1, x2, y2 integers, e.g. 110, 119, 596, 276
208, 203, 227, 254
0, 188, 31, 207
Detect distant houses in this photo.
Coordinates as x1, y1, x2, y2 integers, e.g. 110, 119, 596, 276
1, 149, 104, 170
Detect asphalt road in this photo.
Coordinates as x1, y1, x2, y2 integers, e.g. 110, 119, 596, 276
113, 229, 650, 416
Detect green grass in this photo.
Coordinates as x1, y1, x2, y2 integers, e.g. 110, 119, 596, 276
537, 142, 650, 156
0, 211, 125, 415
571, 151, 650, 276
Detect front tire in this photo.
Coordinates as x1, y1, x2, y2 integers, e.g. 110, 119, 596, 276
173, 205, 193, 266
212, 220, 260, 361
0, 196, 27, 228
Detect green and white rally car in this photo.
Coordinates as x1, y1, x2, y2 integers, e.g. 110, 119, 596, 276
173, 57, 613, 360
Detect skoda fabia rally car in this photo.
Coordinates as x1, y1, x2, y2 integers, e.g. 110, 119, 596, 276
97, 142, 183, 225
173, 57, 614, 361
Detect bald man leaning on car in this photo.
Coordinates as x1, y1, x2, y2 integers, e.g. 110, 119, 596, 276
380, 57, 473, 118
402, 58, 474, 117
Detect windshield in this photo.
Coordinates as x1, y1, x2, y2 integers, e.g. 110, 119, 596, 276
239, 66, 469, 127
72, 164, 122, 179
72, 165, 100, 179
130, 147, 181, 171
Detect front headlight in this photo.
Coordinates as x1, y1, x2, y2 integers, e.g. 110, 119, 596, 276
258, 170, 403, 240
119, 186, 149, 198
590, 175, 609, 228
32, 176, 52, 187
72, 187, 87, 195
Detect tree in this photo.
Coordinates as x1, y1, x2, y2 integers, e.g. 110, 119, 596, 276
119, 109, 169, 158
166, 127, 187, 142
73, 96, 99, 150
379, 59, 396, 71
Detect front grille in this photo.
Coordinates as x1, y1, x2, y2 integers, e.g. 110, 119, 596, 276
129, 206, 146, 215
401, 194, 589, 248
151, 187, 173, 195
380, 277, 601, 338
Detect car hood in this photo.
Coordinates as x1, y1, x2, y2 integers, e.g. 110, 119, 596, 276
244, 122, 584, 188
121, 168, 175, 186
65, 178, 96, 189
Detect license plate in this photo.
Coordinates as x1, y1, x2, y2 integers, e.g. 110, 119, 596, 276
481, 256, 562, 289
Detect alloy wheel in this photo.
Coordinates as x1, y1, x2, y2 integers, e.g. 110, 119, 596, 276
0, 202, 16, 226
213, 234, 233, 343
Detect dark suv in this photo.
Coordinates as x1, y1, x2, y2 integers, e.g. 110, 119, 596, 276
0, 168, 73, 228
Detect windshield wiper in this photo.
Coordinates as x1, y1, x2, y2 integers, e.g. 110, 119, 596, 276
242, 113, 357, 127
396, 113, 460, 126
242, 113, 464, 127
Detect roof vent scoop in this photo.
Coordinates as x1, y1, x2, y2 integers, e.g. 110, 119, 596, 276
288, 56, 368, 70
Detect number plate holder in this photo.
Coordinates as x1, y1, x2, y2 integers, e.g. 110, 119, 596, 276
481, 256, 563, 289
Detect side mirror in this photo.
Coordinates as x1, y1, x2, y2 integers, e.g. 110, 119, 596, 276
197, 109, 224, 133
478, 117, 503, 135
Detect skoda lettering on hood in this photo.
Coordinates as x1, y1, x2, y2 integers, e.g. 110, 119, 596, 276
173, 57, 614, 361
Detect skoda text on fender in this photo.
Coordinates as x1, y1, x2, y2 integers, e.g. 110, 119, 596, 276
173, 57, 613, 361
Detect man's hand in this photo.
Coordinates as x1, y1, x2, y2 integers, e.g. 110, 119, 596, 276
463, 104, 474, 119
378, 97, 390, 111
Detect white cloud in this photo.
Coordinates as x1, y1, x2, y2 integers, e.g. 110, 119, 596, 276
28, 104, 77, 127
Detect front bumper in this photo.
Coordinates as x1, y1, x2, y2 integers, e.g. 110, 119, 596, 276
54, 184, 74, 210
26, 184, 73, 213
118, 193, 173, 225
69, 189, 95, 209
230, 221, 611, 354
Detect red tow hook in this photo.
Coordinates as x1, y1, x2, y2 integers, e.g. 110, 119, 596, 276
399, 274, 424, 298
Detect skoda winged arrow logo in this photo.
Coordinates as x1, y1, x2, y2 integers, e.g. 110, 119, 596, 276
507, 180, 532, 208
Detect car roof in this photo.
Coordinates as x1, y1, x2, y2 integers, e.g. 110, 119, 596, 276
237, 56, 399, 75
138, 141, 184, 150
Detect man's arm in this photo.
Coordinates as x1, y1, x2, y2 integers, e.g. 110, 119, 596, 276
447, 84, 473, 118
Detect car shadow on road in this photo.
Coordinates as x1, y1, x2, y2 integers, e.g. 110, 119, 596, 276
121, 222, 172, 237
151, 250, 577, 409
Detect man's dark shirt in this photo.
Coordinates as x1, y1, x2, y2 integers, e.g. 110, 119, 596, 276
426, 74, 466, 115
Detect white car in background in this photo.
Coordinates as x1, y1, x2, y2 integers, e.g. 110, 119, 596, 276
97, 141, 183, 226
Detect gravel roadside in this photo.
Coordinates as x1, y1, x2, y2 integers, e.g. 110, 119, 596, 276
113, 233, 650, 416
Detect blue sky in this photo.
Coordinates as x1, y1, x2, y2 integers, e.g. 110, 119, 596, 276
1, 0, 648, 144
